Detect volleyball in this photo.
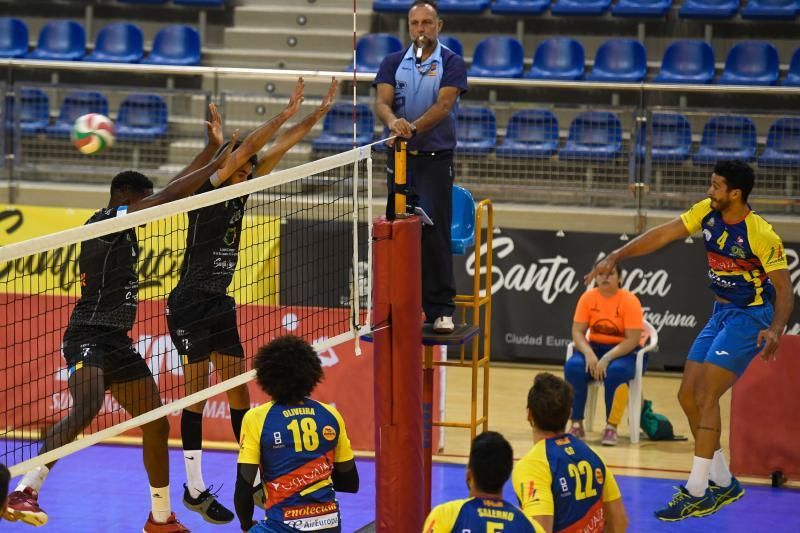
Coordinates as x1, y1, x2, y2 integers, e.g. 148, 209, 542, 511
71, 113, 115, 155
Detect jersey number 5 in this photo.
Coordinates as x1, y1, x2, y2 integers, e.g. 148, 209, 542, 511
287, 418, 320, 452
568, 461, 598, 501
486, 522, 505, 532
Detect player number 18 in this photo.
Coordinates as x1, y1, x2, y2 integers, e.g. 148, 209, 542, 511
287, 417, 320, 452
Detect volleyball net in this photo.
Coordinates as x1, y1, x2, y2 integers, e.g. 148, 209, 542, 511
0, 145, 374, 477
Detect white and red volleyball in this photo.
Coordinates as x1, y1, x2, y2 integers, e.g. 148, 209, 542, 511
71, 113, 115, 155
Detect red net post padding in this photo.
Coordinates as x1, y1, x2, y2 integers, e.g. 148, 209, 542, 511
730, 335, 800, 480
372, 215, 424, 532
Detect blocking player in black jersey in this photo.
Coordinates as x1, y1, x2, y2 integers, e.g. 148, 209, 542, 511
3, 115, 241, 533
166, 78, 340, 525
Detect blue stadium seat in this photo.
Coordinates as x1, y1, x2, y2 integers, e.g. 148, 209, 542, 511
785, 49, 800, 86
693, 115, 757, 165
679, 0, 739, 18
438, 35, 463, 57
115, 93, 168, 142
467, 36, 524, 78
587, 39, 647, 83
526, 38, 584, 80
372, 0, 413, 12
552, 0, 612, 16
348, 33, 402, 73
143, 25, 201, 66
612, 0, 672, 17
559, 111, 622, 162
27, 20, 86, 61
638, 113, 692, 163
0, 17, 28, 58
496, 109, 559, 159
46, 91, 109, 138
437, 0, 491, 13
654, 40, 715, 84
451, 185, 476, 255
757, 118, 800, 168
18, 88, 50, 136
85, 23, 143, 63
718, 41, 779, 86
311, 103, 374, 151
491, 0, 551, 15
742, 0, 799, 19
456, 106, 496, 156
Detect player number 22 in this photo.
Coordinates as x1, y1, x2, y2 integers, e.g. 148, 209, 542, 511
568, 461, 598, 501
287, 418, 320, 452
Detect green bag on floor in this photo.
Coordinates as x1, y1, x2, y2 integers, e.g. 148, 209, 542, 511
640, 399, 687, 441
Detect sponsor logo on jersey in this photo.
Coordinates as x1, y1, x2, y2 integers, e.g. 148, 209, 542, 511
730, 245, 746, 259
322, 425, 337, 441
284, 512, 339, 531
595, 467, 604, 485
283, 501, 338, 520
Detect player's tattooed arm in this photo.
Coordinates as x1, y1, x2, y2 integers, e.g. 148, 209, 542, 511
332, 459, 359, 493
234, 463, 259, 531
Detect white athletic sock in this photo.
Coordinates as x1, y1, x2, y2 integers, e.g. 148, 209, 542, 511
710, 449, 732, 487
183, 450, 206, 498
150, 484, 171, 523
16, 465, 49, 492
686, 456, 712, 497
253, 469, 262, 488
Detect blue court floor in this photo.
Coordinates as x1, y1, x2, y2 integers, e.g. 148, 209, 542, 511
4, 444, 800, 531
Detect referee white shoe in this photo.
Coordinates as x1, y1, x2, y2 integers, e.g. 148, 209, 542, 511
433, 316, 455, 334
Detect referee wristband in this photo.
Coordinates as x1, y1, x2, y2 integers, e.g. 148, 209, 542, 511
209, 171, 224, 188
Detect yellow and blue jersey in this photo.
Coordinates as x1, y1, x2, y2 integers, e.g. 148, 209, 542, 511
681, 198, 787, 307
512, 435, 621, 533
423, 497, 544, 533
238, 398, 354, 531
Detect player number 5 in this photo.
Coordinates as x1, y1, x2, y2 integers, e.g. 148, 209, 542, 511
287, 417, 320, 452
567, 460, 598, 501
487, 522, 505, 532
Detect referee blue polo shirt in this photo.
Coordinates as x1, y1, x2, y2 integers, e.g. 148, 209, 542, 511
373, 41, 468, 152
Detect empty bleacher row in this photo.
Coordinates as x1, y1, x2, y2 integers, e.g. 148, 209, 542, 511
352, 33, 800, 86
304, 102, 800, 170
0, 18, 201, 65
373, 0, 800, 19
9, 88, 168, 141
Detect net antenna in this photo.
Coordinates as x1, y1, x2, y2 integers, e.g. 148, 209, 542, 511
0, 145, 374, 477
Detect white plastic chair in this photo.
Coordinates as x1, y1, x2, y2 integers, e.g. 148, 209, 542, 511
565, 319, 658, 444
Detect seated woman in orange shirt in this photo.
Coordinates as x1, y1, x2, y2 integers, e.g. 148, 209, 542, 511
564, 262, 644, 446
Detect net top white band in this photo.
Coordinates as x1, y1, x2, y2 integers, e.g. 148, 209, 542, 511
0, 145, 371, 263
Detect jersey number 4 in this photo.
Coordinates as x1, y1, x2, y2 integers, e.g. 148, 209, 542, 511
568, 461, 598, 501
287, 418, 320, 452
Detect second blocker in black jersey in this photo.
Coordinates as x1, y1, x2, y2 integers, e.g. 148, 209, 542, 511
67, 207, 138, 332
174, 181, 248, 295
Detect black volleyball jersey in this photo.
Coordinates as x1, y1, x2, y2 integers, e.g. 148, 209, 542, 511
67, 206, 138, 332
173, 180, 248, 295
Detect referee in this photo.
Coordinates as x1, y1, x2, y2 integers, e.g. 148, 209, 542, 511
373, 0, 468, 334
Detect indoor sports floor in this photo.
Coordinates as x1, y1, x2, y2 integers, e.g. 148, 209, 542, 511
4, 366, 799, 531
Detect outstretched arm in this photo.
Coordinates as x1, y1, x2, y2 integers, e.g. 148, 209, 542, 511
255, 78, 338, 176
169, 102, 224, 184
218, 77, 305, 181
127, 131, 238, 213
585, 217, 689, 285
